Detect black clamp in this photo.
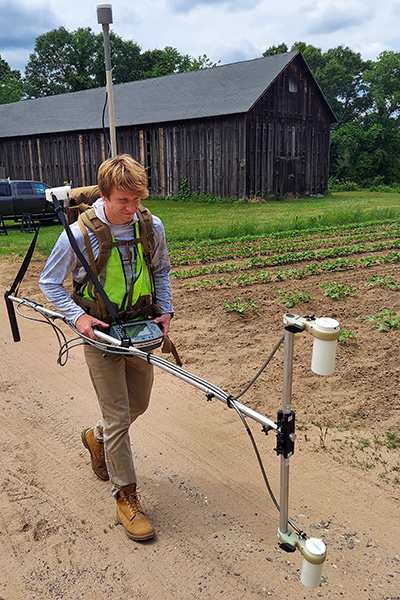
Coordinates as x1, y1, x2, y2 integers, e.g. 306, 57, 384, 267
226, 395, 235, 408
284, 323, 305, 334
275, 410, 296, 458
120, 336, 131, 348
262, 424, 274, 436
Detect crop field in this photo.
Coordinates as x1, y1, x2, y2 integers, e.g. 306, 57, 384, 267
168, 219, 400, 289
168, 218, 400, 492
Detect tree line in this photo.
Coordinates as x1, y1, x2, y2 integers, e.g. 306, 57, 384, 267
1, 29, 400, 188
0, 27, 217, 101
264, 42, 400, 189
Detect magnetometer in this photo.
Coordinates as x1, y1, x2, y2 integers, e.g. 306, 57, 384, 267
108, 319, 164, 351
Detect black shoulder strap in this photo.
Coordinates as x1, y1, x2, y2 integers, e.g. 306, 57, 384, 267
52, 193, 122, 324
4, 225, 41, 342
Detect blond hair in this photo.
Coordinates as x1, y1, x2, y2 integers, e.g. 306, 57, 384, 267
98, 154, 149, 199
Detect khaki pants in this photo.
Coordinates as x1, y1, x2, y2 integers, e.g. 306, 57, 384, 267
84, 344, 154, 495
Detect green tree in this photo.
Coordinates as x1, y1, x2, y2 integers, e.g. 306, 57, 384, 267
140, 46, 218, 79
23, 28, 218, 98
364, 50, 400, 119
263, 43, 288, 56
93, 32, 143, 85
331, 51, 400, 186
0, 55, 23, 104
24, 27, 101, 97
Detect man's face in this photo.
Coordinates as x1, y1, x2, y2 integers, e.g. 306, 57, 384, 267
101, 187, 142, 225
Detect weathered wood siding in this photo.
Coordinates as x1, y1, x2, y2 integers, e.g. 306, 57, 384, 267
0, 132, 106, 188
0, 118, 247, 197
119, 118, 247, 198
246, 59, 333, 197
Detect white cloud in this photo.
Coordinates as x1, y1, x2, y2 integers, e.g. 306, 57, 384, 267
302, 0, 373, 34
1, 0, 400, 73
354, 42, 391, 61
166, 0, 261, 13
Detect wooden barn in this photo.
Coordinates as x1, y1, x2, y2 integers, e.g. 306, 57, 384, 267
0, 51, 336, 198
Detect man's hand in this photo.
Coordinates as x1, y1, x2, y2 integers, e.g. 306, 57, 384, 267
154, 313, 172, 336
75, 313, 109, 340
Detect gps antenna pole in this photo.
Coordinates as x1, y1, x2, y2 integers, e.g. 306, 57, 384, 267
97, 4, 117, 157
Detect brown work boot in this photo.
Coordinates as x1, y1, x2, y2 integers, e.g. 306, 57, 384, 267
116, 484, 155, 541
81, 428, 109, 481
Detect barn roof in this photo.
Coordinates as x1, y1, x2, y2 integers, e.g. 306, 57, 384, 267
0, 51, 333, 138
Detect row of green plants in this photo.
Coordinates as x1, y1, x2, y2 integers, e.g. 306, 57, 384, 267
170, 232, 400, 266
169, 227, 400, 266
167, 219, 400, 251
173, 249, 400, 282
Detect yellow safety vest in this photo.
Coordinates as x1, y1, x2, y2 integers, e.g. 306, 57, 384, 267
72, 207, 159, 322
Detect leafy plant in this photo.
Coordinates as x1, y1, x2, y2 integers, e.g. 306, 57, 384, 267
367, 275, 400, 290
363, 309, 400, 332
312, 419, 331, 450
223, 297, 258, 315
386, 431, 400, 449
320, 281, 357, 298
173, 178, 192, 202
339, 329, 357, 341
274, 289, 315, 308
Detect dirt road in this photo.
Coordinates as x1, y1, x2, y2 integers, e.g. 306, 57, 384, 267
0, 258, 399, 599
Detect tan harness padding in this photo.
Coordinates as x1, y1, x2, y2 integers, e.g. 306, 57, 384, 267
161, 335, 182, 366
78, 207, 114, 276
69, 186, 181, 363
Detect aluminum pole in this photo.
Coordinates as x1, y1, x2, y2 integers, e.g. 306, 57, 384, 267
279, 328, 294, 534
93, 328, 278, 431
97, 4, 117, 157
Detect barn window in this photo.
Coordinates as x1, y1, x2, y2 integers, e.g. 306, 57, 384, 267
289, 77, 297, 93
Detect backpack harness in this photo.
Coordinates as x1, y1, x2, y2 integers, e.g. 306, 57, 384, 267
67, 186, 181, 364
71, 204, 158, 323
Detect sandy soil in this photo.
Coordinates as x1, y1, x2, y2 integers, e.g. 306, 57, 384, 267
0, 253, 399, 600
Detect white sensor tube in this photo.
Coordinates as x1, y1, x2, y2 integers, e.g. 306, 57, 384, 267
300, 538, 326, 588
311, 317, 340, 375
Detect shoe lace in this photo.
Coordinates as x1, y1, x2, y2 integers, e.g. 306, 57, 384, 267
125, 491, 144, 517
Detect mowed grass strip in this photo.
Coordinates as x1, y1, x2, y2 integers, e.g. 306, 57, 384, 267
1, 190, 400, 259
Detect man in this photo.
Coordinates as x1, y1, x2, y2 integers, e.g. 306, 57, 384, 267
39, 154, 173, 541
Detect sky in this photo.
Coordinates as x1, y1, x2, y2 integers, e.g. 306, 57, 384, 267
1, 0, 400, 74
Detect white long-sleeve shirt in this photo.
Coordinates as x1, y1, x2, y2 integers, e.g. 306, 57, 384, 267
39, 198, 173, 324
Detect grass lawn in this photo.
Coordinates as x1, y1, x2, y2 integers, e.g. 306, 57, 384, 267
144, 191, 400, 241
1, 191, 399, 258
